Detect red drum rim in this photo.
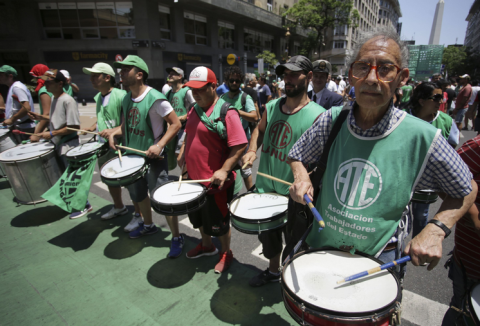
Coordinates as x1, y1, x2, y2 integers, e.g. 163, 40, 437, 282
281, 248, 402, 323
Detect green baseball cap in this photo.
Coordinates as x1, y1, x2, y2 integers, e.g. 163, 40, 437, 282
0, 65, 17, 76
83, 62, 116, 77
113, 55, 149, 74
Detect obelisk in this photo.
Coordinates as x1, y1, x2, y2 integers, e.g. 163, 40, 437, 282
429, 0, 444, 45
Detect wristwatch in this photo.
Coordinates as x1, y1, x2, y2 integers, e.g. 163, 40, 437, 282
427, 220, 451, 238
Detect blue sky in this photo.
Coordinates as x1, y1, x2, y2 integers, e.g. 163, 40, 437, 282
399, 0, 472, 46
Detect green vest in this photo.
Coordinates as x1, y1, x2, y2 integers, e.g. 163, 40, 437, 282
95, 88, 126, 132
256, 98, 326, 195
400, 85, 413, 103
38, 86, 52, 115
431, 111, 453, 140
122, 88, 166, 156
64, 85, 73, 96
221, 91, 252, 131
167, 87, 190, 117
308, 107, 440, 255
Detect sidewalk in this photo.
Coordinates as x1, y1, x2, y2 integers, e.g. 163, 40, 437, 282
0, 179, 295, 326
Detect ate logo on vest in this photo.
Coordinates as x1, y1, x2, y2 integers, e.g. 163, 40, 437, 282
269, 120, 292, 149
128, 107, 141, 127
172, 97, 180, 109
334, 158, 382, 210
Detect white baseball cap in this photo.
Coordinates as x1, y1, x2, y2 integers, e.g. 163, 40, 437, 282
82, 63, 116, 77
184, 67, 217, 88
60, 70, 71, 79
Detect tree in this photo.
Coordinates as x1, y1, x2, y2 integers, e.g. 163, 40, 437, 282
442, 46, 467, 77
283, 0, 359, 57
256, 50, 279, 69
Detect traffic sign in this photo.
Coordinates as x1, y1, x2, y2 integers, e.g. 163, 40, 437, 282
227, 54, 237, 65
115, 54, 123, 62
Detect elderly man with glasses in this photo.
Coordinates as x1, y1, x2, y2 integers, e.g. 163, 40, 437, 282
287, 28, 477, 281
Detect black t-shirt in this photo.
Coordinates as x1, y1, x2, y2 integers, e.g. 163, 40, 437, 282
445, 88, 455, 107
242, 86, 258, 103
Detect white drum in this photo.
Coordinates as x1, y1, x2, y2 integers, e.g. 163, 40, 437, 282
466, 283, 480, 325
151, 180, 207, 215
281, 249, 401, 326
100, 154, 146, 187
0, 142, 62, 204
229, 192, 289, 234
0, 129, 18, 176
66, 142, 108, 162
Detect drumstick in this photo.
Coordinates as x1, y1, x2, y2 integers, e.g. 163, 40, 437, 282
176, 178, 230, 184
114, 145, 164, 159
118, 147, 123, 162
178, 163, 185, 191
242, 162, 250, 169
336, 256, 411, 285
257, 172, 325, 229
11, 130, 39, 136
66, 127, 99, 136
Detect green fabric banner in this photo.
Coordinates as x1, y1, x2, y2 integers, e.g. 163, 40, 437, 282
41, 156, 96, 212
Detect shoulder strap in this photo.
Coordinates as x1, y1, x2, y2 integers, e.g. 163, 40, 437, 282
241, 92, 247, 111
312, 104, 350, 202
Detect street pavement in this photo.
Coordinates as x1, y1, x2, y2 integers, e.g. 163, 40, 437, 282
21, 103, 476, 325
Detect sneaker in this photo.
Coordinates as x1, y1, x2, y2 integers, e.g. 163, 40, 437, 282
249, 268, 281, 287
101, 206, 128, 220
124, 214, 143, 232
70, 203, 93, 219
129, 224, 159, 239
214, 250, 233, 274
186, 243, 218, 259
168, 234, 185, 259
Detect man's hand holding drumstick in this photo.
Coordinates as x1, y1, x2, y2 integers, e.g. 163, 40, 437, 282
99, 126, 122, 150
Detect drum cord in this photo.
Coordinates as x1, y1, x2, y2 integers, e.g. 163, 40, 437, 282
449, 305, 470, 317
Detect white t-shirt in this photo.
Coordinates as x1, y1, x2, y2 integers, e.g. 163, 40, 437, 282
161, 83, 172, 95
469, 86, 480, 105
131, 87, 173, 143
327, 80, 337, 92
49, 93, 81, 155
337, 80, 346, 94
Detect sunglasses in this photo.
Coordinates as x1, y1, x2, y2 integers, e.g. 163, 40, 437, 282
427, 94, 443, 103
229, 79, 242, 84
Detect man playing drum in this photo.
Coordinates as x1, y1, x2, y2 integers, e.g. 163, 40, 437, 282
242, 56, 326, 286
221, 66, 258, 192
29, 69, 92, 219
81, 62, 136, 223
288, 28, 477, 276
164, 66, 195, 258
177, 67, 247, 273
0, 65, 36, 142
29, 64, 52, 143
100, 56, 182, 256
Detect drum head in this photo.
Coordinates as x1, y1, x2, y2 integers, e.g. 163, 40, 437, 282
0, 129, 10, 137
153, 182, 205, 204
101, 155, 144, 178
283, 250, 399, 314
66, 142, 104, 157
0, 142, 55, 161
471, 284, 480, 321
230, 192, 288, 219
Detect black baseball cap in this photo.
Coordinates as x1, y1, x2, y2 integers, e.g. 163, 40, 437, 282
276, 55, 313, 75
312, 60, 331, 74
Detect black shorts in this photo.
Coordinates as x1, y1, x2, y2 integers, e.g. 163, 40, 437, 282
258, 196, 296, 260
188, 183, 234, 237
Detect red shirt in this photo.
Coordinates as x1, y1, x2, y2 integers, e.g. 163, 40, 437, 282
455, 84, 472, 109
439, 91, 448, 113
456, 136, 480, 280
185, 101, 247, 185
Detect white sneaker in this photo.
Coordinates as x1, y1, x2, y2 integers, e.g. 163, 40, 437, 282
124, 214, 143, 232
101, 206, 128, 220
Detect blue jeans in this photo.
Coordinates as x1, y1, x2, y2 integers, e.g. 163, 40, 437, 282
378, 242, 406, 280
411, 202, 430, 238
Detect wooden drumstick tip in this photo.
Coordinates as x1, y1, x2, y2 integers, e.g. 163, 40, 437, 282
336, 279, 345, 285
319, 220, 325, 228
241, 162, 250, 169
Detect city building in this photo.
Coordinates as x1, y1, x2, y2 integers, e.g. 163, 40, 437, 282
428, 0, 444, 45
465, 0, 480, 53
0, 0, 302, 100
318, 0, 401, 76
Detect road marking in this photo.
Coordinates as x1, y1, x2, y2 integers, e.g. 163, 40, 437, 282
402, 290, 449, 326
251, 244, 268, 262
93, 181, 109, 192
179, 217, 198, 232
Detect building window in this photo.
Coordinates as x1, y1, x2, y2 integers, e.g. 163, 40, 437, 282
218, 21, 234, 49
267, 0, 273, 11
38, 2, 135, 40
159, 5, 171, 40
334, 41, 345, 49
244, 28, 274, 53
184, 12, 207, 45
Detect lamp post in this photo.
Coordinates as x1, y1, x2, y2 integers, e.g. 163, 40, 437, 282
284, 27, 291, 62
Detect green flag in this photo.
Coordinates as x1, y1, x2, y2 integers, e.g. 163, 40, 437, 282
42, 156, 97, 212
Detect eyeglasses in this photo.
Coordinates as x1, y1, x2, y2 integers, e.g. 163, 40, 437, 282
427, 94, 444, 103
350, 61, 402, 83
229, 79, 242, 84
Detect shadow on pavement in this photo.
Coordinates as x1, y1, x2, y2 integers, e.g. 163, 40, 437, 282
48, 205, 130, 252
0, 178, 11, 191
11, 205, 68, 227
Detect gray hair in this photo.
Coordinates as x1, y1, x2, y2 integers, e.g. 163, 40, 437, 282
347, 27, 409, 69
244, 73, 256, 85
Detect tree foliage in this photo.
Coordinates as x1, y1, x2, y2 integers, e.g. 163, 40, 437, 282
283, 0, 359, 57
443, 46, 480, 81
256, 50, 278, 67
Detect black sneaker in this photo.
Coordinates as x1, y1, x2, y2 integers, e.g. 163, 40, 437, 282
249, 269, 281, 287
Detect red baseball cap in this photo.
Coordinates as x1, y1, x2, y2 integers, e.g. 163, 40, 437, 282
184, 66, 217, 89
